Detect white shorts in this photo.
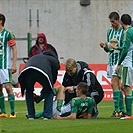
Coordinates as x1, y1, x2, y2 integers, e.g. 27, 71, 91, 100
122, 67, 133, 87
52, 100, 71, 116
107, 65, 122, 78
0, 69, 12, 84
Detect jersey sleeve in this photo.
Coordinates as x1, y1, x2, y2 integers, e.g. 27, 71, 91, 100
87, 99, 95, 114
71, 98, 78, 113
118, 28, 132, 65
8, 32, 16, 47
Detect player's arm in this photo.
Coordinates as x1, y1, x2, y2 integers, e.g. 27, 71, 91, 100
82, 113, 92, 119
54, 113, 77, 120
118, 30, 132, 65
11, 45, 17, 74
8, 33, 17, 74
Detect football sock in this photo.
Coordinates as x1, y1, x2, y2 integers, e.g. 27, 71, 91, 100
125, 93, 132, 116
57, 99, 64, 112
8, 94, 15, 114
35, 110, 44, 118
0, 93, 6, 114
113, 90, 120, 112
119, 90, 125, 113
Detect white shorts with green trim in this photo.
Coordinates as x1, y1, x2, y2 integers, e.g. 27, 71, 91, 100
107, 65, 122, 78
0, 69, 12, 84
122, 67, 133, 87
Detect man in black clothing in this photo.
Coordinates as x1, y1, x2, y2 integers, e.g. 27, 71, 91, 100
63, 58, 104, 118
18, 50, 60, 120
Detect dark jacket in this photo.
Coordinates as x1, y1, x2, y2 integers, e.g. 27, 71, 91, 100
18, 50, 60, 96
62, 61, 104, 104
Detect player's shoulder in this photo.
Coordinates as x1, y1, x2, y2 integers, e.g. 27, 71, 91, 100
86, 97, 95, 103
4, 28, 15, 38
107, 27, 114, 33
4, 28, 13, 34
86, 97, 93, 100
73, 97, 81, 101
127, 26, 133, 34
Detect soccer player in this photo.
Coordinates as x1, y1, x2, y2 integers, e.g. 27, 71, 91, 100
62, 58, 104, 118
35, 85, 65, 118
0, 13, 17, 118
54, 82, 95, 120
99, 12, 125, 117
115, 14, 133, 119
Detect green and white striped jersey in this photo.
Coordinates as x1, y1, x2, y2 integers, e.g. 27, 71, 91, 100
0, 28, 16, 69
104, 27, 124, 66
118, 26, 133, 67
71, 97, 95, 117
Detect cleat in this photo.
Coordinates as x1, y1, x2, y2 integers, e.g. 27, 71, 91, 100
119, 111, 126, 117
43, 118, 48, 120
120, 115, 133, 120
111, 111, 119, 117
10, 112, 16, 118
0, 113, 8, 118
28, 118, 34, 120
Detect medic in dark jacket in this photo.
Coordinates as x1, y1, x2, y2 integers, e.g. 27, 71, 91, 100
62, 58, 104, 118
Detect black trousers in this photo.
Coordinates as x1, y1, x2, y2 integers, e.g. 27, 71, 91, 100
23, 69, 54, 118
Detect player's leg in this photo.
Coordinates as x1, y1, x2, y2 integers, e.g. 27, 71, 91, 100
35, 85, 65, 118
107, 65, 119, 116
111, 65, 125, 117
111, 76, 120, 116
1, 69, 16, 118
0, 84, 8, 118
4, 83, 16, 118
121, 67, 133, 119
54, 85, 65, 112
119, 83, 126, 117
34, 88, 44, 103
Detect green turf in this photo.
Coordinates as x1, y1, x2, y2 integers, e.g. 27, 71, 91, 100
0, 100, 133, 133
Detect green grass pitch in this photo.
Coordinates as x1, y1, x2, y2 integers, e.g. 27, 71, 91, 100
0, 100, 133, 133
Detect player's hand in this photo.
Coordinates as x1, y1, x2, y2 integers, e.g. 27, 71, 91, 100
108, 44, 118, 50
99, 42, 106, 48
54, 115, 62, 119
11, 65, 17, 74
65, 86, 74, 92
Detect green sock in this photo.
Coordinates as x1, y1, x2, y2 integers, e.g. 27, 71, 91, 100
0, 93, 6, 113
8, 94, 15, 114
57, 99, 64, 112
125, 94, 132, 116
113, 90, 120, 112
35, 110, 44, 118
119, 90, 125, 113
